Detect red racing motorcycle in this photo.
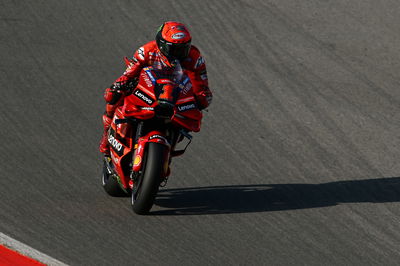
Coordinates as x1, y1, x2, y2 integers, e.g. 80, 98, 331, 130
102, 60, 202, 214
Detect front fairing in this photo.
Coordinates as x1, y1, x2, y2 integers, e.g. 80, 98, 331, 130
122, 65, 203, 132
123, 68, 158, 119
123, 94, 156, 120
172, 94, 202, 132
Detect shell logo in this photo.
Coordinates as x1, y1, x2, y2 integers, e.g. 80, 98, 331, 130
134, 155, 142, 166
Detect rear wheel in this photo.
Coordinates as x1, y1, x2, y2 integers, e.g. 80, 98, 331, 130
102, 158, 126, 197
131, 143, 166, 214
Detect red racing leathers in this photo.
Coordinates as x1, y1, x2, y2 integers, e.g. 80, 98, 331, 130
100, 40, 212, 154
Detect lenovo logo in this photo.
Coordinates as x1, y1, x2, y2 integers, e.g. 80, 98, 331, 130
134, 89, 154, 105
177, 103, 196, 112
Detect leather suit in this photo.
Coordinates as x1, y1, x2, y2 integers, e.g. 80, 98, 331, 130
100, 40, 212, 154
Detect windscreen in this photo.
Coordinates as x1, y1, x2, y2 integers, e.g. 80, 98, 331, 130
151, 60, 184, 85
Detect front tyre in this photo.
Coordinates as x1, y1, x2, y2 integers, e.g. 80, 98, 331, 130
131, 143, 166, 214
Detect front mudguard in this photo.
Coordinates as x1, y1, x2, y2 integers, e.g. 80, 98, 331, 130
132, 131, 171, 177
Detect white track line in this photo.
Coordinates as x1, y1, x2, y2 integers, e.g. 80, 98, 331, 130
0, 232, 67, 266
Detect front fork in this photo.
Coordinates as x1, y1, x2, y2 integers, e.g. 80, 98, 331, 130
129, 122, 171, 189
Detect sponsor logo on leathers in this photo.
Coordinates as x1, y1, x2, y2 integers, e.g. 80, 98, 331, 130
177, 103, 196, 112
195, 56, 205, 69
137, 47, 145, 60
181, 82, 192, 95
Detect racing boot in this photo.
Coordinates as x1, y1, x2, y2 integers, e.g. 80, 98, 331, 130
99, 114, 112, 156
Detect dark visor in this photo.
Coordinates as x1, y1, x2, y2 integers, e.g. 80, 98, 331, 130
163, 41, 191, 59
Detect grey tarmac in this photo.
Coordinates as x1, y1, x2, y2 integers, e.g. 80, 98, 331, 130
1, 0, 400, 265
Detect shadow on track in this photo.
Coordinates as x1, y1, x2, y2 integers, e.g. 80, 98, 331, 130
152, 177, 400, 215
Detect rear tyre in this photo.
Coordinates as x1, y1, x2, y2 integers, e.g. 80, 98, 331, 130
131, 143, 166, 214
102, 159, 126, 197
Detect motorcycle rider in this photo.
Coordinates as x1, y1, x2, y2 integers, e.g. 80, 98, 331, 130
99, 21, 213, 155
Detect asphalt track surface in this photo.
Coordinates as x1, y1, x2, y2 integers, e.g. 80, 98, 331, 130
1, 1, 400, 265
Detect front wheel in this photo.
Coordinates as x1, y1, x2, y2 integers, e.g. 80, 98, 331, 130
131, 143, 166, 214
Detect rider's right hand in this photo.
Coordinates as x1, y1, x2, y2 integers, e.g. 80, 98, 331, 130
104, 85, 123, 105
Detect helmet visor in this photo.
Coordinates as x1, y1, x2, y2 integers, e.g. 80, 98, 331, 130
161, 41, 191, 59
